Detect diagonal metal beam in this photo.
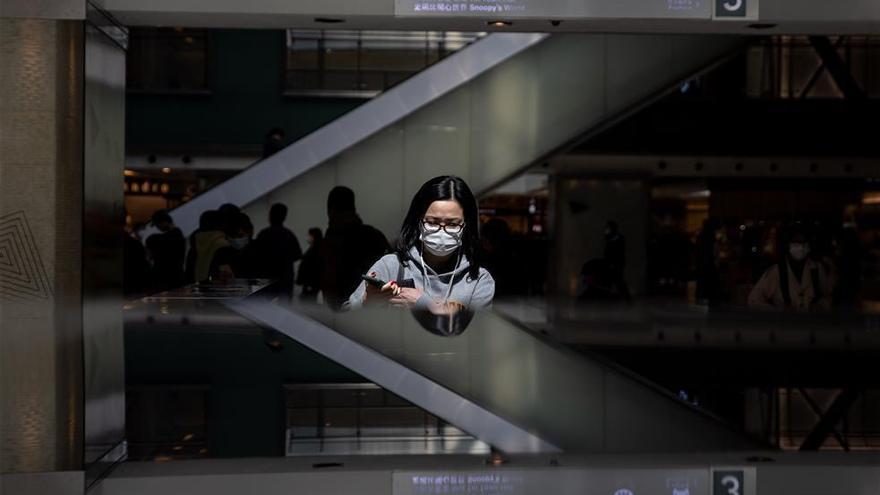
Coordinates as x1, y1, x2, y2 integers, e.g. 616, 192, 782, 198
796, 388, 849, 451
799, 388, 861, 451
226, 298, 562, 454
808, 36, 865, 100
798, 36, 847, 99
165, 33, 548, 236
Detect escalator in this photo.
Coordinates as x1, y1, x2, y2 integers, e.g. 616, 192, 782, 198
167, 33, 746, 240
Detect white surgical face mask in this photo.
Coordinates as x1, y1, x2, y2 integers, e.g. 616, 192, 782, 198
420, 224, 462, 257
229, 237, 249, 250
789, 243, 809, 261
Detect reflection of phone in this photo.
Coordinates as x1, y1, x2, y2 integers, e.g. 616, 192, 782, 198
361, 275, 387, 287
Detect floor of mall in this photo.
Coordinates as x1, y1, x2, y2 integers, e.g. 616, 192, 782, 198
2, 1, 880, 494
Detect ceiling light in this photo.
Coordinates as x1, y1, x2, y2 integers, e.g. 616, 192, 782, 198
162, 167, 172, 174
487, 20, 513, 27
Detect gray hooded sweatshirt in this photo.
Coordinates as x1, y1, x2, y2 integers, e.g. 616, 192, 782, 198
346, 246, 495, 309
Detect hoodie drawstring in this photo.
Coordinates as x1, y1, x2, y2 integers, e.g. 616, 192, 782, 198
418, 245, 461, 304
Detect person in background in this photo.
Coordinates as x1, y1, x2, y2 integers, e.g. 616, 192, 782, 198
480, 218, 517, 296
347, 175, 495, 311
191, 210, 229, 282
256, 203, 302, 299
123, 227, 149, 297
748, 226, 834, 311
296, 227, 323, 301
218, 203, 241, 233
319, 186, 390, 309
603, 220, 630, 299
185, 210, 209, 283
695, 218, 721, 305
835, 217, 863, 305
209, 212, 261, 281
145, 210, 185, 292
262, 127, 286, 158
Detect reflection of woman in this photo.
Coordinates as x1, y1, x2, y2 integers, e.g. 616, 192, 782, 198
411, 307, 475, 337
347, 176, 495, 311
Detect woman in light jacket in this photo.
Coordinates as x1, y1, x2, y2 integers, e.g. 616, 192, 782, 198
347, 175, 495, 311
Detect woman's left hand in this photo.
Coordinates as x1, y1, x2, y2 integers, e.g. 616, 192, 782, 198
388, 287, 423, 307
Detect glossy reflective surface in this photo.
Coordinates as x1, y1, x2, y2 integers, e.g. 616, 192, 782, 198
83, 18, 128, 482
128, 294, 757, 454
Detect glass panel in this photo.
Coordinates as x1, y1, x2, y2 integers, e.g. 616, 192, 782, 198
322, 408, 358, 437
127, 28, 209, 92
283, 30, 484, 94
288, 409, 319, 438
323, 39, 359, 71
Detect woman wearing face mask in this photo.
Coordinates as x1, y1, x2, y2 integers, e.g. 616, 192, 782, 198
747, 226, 834, 311
209, 212, 262, 282
347, 176, 495, 311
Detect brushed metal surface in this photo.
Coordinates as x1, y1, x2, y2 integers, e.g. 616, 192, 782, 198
82, 20, 126, 474
0, 0, 86, 20
0, 18, 84, 473
0, 471, 84, 495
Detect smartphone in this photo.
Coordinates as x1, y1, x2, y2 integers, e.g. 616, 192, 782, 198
361, 275, 387, 288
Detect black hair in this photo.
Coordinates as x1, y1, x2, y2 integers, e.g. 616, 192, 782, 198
199, 210, 222, 231
269, 203, 288, 226
218, 203, 240, 216
151, 209, 172, 225
327, 186, 356, 214
226, 212, 254, 237
783, 222, 810, 243
395, 176, 481, 280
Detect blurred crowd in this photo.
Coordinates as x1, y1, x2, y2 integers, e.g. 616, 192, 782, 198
124, 186, 389, 308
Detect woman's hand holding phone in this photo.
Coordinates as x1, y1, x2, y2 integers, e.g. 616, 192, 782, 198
363, 272, 399, 304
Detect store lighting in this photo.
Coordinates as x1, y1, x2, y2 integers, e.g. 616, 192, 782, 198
162, 167, 172, 174
124, 169, 136, 177
863, 192, 880, 205
487, 20, 513, 27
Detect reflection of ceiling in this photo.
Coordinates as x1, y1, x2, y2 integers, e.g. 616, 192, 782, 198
99, 0, 880, 34
486, 173, 548, 196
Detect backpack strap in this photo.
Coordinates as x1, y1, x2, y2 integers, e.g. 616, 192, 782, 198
778, 260, 792, 307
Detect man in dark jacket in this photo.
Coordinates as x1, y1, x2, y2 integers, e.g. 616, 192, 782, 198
255, 203, 302, 299
145, 210, 185, 292
319, 186, 390, 309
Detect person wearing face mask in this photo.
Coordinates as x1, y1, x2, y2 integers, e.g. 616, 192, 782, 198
747, 227, 833, 311
346, 176, 495, 311
209, 212, 262, 282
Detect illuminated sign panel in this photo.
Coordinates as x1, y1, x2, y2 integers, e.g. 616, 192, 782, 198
395, 0, 711, 19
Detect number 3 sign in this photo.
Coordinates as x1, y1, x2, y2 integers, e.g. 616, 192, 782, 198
715, 0, 746, 17
713, 471, 745, 495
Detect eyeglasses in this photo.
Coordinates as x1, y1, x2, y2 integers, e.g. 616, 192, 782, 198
422, 218, 465, 235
